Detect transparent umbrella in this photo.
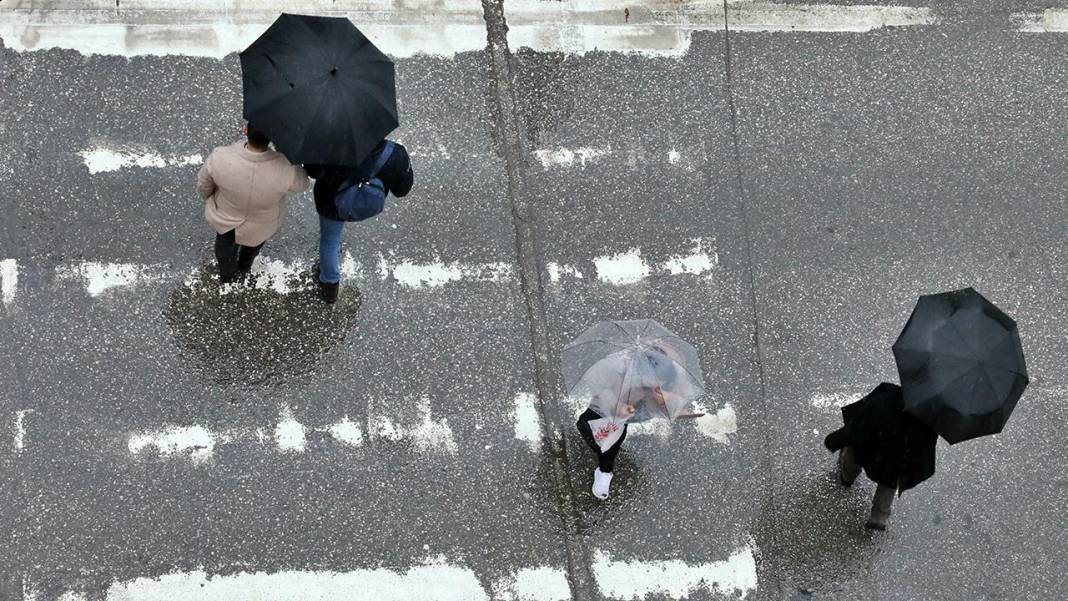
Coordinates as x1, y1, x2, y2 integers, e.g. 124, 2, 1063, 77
562, 320, 705, 448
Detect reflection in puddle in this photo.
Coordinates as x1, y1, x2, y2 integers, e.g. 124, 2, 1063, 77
163, 265, 361, 386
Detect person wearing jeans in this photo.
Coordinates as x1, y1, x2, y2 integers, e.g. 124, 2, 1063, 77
306, 139, 414, 303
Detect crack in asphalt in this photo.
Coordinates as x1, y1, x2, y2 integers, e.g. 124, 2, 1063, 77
720, 1, 779, 595
478, 2, 599, 600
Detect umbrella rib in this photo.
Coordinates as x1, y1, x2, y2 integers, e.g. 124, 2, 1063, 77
562, 339, 632, 352
897, 346, 1024, 375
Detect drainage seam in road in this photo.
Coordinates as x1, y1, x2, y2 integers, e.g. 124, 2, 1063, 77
721, 0, 777, 591
479, 2, 598, 600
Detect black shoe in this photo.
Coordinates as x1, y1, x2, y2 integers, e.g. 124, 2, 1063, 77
319, 281, 339, 304
865, 519, 888, 531
237, 258, 255, 274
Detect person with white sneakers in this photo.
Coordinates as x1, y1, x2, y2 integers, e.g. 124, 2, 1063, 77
574, 350, 679, 500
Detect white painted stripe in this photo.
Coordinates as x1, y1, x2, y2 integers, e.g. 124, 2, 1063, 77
591, 241, 719, 285
532, 147, 611, 169
0, 1, 489, 58
512, 393, 542, 451
40, 560, 574, 601
691, 402, 738, 443
810, 391, 859, 409
275, 406, 307, 453
2, 2, 938, 61
0, 259, 17, 305
381, 255, 514, 289
371, 395, 459, 454
594, 249, 651, 285
129, 425, 216, 463
493, 567, 572, 601
662, 238, 719, 276
79, 147, 202, 174
592, 540, 758, 599
546, 262, 583, 283
328, 416, 364, 448
56, 262, 171, 296
1015, 10, 1068, 32
506, 1, 936, 56
728, 4, 937, 33
13, 409, 33, 452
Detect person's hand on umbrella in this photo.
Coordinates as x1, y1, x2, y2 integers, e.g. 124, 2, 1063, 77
616, 403, 637, 420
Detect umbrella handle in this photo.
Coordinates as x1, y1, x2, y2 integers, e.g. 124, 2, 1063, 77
676, 413, 705, 419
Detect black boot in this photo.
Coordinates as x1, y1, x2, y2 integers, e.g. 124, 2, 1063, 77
319, 281, 339, 304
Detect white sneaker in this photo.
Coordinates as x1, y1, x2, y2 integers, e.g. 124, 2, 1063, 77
592, 468, 613, 500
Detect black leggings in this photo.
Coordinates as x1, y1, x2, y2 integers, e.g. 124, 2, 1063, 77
215, 229, 264, 280
576, 408, 628, 473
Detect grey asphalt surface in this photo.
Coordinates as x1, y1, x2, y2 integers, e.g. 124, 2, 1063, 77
2, 2, 1068, 601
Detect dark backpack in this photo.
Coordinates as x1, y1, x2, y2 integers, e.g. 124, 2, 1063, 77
333, 141, 395, 222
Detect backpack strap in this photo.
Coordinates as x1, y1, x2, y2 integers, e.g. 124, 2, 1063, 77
336, 142, 397, 194
367, 141, 395, 181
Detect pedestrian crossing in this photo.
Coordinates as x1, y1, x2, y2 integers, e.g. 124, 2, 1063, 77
6, 1, 1060, 62
19, 537, 759, 601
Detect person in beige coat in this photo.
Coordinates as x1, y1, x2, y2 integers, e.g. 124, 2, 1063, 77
197, 124, 309, 282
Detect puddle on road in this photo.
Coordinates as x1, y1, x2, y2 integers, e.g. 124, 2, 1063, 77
162, 265, 362, 387
753, 473, 879, 597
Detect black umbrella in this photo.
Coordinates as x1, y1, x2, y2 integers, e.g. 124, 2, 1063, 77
240, 13, 398, 166
893, 287, 1029, 444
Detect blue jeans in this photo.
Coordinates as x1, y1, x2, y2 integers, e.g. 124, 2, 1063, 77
318, 216, 345, 284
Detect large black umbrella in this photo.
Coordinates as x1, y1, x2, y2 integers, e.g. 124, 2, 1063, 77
240, 13, 398, 166
893, 288, 1029, 444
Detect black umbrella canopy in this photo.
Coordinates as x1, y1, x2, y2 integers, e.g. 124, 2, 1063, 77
893, 288, 1029, 444
240, 13, 398, 166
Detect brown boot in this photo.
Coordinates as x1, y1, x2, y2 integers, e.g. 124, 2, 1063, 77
865, 484, 895, 530
319, 281, 339, 304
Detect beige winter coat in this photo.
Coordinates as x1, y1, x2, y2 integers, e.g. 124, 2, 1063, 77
197, 141, 309, 247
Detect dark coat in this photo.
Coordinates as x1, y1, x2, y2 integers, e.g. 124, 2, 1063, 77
305, 140, 414, 220
825, 382, 937, 493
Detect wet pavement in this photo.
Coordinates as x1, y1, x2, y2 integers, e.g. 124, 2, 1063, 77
1, 1, 1067, 600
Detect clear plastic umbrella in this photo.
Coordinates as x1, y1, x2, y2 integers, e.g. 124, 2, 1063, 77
563, 320, 705, 448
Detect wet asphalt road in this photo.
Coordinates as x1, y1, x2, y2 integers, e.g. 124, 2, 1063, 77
2, 2, 1068, 600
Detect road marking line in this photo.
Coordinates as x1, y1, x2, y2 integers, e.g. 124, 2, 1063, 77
691, 402, 739, 443
370, 395, 459, 455
328, 416, 364, 448
380, 254, 514, 289
728, 3, 937, 32
1015, 10, 1068, 32
13, 409, 33, 452
532, 146, 611, 169
592, 539, 758, 599
512, 392, 542, 451
3, 2, 940, 60
588, 240, 719, 285
38, 558, 508, 601
0, 259, 17, 305
79, 147, 202, 174
128, 425, 216, 463
0, 1, 489, 58
506, 1, 937, 56
275, 406, 307, 453
56, 262, 171, 296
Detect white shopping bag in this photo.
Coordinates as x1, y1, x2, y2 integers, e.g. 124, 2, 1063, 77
588, 417, 626, 452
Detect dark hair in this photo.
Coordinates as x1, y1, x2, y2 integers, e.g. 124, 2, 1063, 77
643, 347, 677, 389
246, 123, 271, 149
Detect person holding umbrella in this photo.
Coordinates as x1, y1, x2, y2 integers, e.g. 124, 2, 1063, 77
824, 382, 937, 530
564, 320, 705, 500
305, 141, 413, 303
196, 123, 309, 282
824, 287, 1029, 530
240, 13, 411, 303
